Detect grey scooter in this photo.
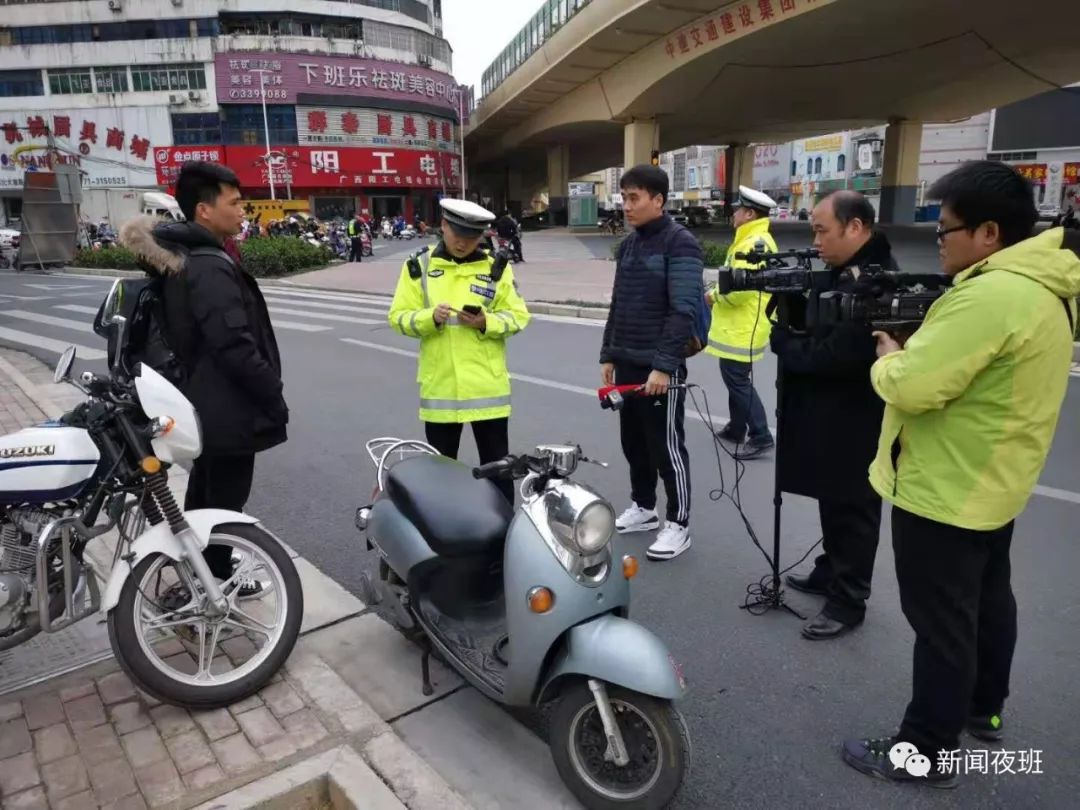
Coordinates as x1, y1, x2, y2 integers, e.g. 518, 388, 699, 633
356, 440, 690, 809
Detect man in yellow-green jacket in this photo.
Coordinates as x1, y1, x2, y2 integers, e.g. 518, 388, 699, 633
842, 161, 1080, 788
388, 198, 530, 503
705, 186, 778, 459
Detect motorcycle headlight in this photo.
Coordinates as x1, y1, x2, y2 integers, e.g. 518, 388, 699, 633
574, 502, 614, 554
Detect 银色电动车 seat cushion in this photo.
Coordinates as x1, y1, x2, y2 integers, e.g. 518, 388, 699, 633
386, 455, 513, 557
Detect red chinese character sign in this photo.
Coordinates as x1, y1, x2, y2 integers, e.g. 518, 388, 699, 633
296, 106, 456, 152
0, 106, 171, 190
207, 145, 461, 191
663, 0, 830, 61
152, 146, 226, 187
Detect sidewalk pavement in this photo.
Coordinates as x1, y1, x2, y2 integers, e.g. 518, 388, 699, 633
0, 348, 482, 810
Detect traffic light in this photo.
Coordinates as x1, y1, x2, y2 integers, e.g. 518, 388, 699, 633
650, 150, 660, 167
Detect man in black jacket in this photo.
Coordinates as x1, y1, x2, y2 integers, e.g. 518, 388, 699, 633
771, 191, 893, 639
495, 210, 523, 261
601, 165, 703, 561
121, 162, 288, 596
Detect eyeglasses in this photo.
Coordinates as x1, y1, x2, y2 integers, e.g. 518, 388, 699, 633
935, 223, 968, 241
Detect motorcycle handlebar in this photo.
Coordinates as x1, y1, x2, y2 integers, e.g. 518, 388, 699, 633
472, 456, 518, 480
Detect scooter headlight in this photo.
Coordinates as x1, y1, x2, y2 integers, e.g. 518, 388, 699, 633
574, 502, 614, 554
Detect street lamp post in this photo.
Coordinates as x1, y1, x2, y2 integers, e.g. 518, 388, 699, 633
458, 89, 467, 200
252, 68, 276, 201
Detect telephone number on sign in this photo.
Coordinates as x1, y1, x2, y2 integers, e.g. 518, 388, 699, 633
229, 88, 289, 100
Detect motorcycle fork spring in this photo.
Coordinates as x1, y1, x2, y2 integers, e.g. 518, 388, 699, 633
146, 472, 184, 531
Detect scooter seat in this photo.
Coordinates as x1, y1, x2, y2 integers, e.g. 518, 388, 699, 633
386, 455, 513, 557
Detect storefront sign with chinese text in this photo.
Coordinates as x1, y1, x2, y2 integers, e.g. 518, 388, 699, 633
1013, 163, 1048, 183
153, 146, 226, 186
0, 106, 170, 189
215, 54, 465, 115
157, 145, 462, 190
297, 106, 455, 152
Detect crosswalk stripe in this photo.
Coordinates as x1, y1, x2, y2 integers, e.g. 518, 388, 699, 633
0, 325, 106, 359
23, 283, 95, 291
2, 309, 93, 333
262, 297, 387, 317
54, 305, 99, 315
267, 307, 381, 326
260, 287, 392, 307
268, 320, 333, 333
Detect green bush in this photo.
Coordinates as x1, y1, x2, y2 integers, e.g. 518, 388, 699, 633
701, 241, 729, 268
72, 246, 139, 270
240, 237, 333, 277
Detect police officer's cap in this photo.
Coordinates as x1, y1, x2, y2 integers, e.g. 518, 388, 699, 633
440, 199, 495, 237
737, 185, 777, 215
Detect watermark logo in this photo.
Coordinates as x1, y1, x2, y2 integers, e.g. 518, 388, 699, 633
889, 742, 1045, 778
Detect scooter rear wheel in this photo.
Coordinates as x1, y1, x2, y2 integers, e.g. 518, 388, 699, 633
549, 681, 689, 809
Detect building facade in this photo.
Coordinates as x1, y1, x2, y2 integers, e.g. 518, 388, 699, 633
0, 0, 463, 226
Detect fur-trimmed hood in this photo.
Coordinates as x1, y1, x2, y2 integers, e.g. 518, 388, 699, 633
119, 216, 221, 277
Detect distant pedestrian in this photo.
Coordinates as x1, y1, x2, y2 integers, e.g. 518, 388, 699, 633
601, 164, 703, 561
348, 213, 365, 262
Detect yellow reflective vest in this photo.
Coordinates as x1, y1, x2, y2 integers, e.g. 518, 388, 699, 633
388, 244, 530, 424
705, 217, 777, 362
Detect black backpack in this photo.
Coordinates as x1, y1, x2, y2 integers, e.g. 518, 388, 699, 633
93, 246, 226, 384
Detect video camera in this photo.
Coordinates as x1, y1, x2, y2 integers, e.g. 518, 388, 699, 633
715, 247, 832, 295
815, 266, 951, 335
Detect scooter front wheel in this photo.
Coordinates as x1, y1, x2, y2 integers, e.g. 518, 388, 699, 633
549, 681, 690, 810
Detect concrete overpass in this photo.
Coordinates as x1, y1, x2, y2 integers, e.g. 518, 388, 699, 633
465, 0, 1080, 223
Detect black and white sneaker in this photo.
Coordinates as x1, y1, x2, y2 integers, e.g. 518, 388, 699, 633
615, 503, 661, 534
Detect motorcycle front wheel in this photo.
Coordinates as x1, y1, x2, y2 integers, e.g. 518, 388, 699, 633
107, 523, 303, 709
549, 681, 690, 810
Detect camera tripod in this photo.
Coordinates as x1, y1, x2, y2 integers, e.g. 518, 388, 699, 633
739, 295, 806, 620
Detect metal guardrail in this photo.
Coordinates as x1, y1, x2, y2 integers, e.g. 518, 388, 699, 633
481, 0, 592, 99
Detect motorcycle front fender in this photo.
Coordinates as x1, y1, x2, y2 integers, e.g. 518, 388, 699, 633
537, 613, 688, 704
100, 509, 259, 613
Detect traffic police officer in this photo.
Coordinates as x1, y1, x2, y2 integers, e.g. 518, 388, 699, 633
705, 185, 778, 459
388, 199, 531, 503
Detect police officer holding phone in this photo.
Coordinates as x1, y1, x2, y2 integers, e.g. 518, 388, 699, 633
388, 199, 531, 503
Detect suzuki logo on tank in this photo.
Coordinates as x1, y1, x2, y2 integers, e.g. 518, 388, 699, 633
155, 145, 461, 190
297, 107, 456, 152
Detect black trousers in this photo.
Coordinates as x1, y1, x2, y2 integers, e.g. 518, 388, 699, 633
615, 364, 690, 525
893, 506, 1017, 755
185, 453, 256, 578
511, 236, 523, 260
425, 418, 513, 505
719, 358, 770, 443
808, 496, 882, 625
348, 236, 364, 262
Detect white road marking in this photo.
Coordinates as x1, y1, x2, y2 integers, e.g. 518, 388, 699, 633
262, 297, 387, 317
2, 309, 93, 332
268, 320, 333, 333
0, 326, 105, 359
260, 287, 391, 307
54, 304, 99, 315
23, 283, 95, 291
267, 307, 380, 326
339, 336, 1080, 507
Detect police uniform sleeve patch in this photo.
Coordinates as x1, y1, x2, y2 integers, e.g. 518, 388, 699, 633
470, 284, 496, 300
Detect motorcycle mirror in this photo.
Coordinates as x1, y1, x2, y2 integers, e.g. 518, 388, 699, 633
102, 278, 124, 324
53, 345, 76, 383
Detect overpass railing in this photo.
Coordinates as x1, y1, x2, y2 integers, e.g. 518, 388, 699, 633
480, 0, 591, 99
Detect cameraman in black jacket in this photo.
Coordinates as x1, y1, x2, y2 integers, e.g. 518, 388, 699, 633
770, 191, 895, 640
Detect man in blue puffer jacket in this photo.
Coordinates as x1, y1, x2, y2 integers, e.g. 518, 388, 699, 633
601, 165, 704, 561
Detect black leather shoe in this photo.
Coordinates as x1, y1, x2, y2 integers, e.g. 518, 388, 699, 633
785, 573, 828, 597
801, 612, 860, 640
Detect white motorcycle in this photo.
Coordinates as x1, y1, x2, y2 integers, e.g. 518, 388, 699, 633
0, 282, 303, 707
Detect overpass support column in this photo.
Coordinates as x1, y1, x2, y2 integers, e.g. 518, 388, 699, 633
880, 119, 922, 225
624, 119, 659, 169
723, 145, 755, 213
547, 144, 570, 226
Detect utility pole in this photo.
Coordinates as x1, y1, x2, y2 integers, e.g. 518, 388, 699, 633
252, 69, 276, 200
458, 89, 467, 200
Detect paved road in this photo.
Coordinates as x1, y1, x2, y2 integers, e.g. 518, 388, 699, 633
1, 266, 1078, 808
